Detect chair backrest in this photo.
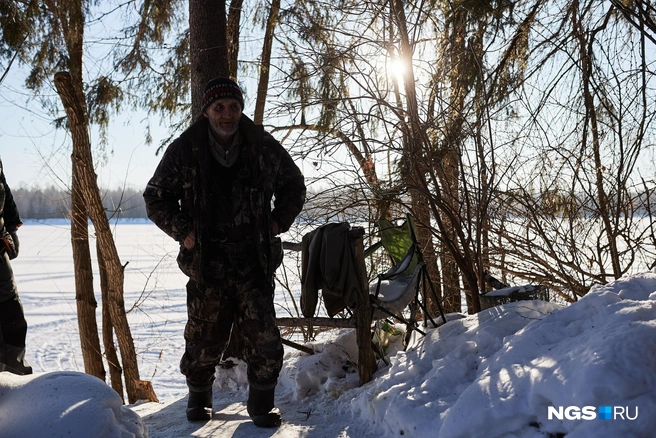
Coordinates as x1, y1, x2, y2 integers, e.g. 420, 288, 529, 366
377, 214, 419, 277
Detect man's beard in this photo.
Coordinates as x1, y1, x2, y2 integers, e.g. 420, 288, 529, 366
211, 120, 238, 143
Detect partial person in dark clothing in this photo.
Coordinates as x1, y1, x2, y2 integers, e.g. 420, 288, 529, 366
144, 77, 305, 427
0, 158, 32, 375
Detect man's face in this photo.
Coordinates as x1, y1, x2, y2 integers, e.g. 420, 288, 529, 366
204, 98, 242, 143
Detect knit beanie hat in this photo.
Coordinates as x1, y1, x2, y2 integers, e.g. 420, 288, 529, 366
202, 77, 244, 113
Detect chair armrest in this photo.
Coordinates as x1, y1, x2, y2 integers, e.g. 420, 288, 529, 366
378, 244, 416, 280
364, 241, 383, 258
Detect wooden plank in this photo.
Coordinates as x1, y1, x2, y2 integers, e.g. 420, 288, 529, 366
276, 317, 356, 328
282, 241, 302, 251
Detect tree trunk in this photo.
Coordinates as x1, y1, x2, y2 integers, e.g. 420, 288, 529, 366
98, 241, 124, 400
54, 71, 153, 404
390, 0, 444, 316
352, 228, 376, 385
573, 8, 621, 279
411, 198, 442, 317
439, 7, 468, 314
227, 0, 243, 81
70, 170, 105, 380
189, 0, 229, 118
254, 0, 281, 124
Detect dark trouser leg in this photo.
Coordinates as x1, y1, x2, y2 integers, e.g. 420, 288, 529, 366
180, 279, 234, 391
235, 278, 283, 390
236, 277, 283, 427
0, 295, 32, 375
0, 252, 31, 375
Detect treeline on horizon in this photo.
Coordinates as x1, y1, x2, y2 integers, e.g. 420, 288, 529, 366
11, 185, 352, 222
11, 185, 655, 223
12, 186, 147, 220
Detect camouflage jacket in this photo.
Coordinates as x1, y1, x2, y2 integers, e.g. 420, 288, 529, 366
0, 159, 22, 234
144, 115, 306, 283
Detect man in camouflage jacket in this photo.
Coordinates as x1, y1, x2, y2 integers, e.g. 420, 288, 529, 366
144, 78, 305, 427
0, 158, 32, 375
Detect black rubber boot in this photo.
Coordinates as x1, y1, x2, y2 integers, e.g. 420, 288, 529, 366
186, 388, 212, 421
1, 344, 32, 375
247, 386, 281, 428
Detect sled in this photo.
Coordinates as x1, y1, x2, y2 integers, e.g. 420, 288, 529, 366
479, 273, 550, 310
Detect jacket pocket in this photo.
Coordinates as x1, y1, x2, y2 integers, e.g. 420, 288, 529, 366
177, 244, 202, 281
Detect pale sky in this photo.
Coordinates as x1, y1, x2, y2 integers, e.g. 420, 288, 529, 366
0, 69, 172, 191
0, 70, 320, 192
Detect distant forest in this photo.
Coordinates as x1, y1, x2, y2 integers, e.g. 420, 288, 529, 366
10, 186, 352, 222
12, 187, 147, 220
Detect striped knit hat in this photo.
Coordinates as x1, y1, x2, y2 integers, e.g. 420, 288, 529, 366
201, 77, 244, 113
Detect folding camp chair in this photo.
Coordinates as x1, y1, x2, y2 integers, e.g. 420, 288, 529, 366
365, 214, 447, 342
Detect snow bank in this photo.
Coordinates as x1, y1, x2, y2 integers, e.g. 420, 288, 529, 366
0, 371, 147, 438
346, 271, 656, 438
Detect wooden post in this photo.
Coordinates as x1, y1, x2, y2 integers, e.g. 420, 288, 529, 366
350, 227, 376, 385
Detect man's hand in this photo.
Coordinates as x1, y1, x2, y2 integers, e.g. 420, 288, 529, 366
184, 230, 196, 250
2, 231, 18, 260
270, 220, 280, 236
9, 231, 18, 257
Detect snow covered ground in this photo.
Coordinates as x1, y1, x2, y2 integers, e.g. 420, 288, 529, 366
2, 221, 655, 437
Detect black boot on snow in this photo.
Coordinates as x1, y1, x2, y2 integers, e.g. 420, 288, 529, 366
186, 388, 212, 421
247, 386, 281, 428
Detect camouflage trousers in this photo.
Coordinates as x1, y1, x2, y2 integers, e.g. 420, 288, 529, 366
0, 252, 32, 375
180, 272, 283, 391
